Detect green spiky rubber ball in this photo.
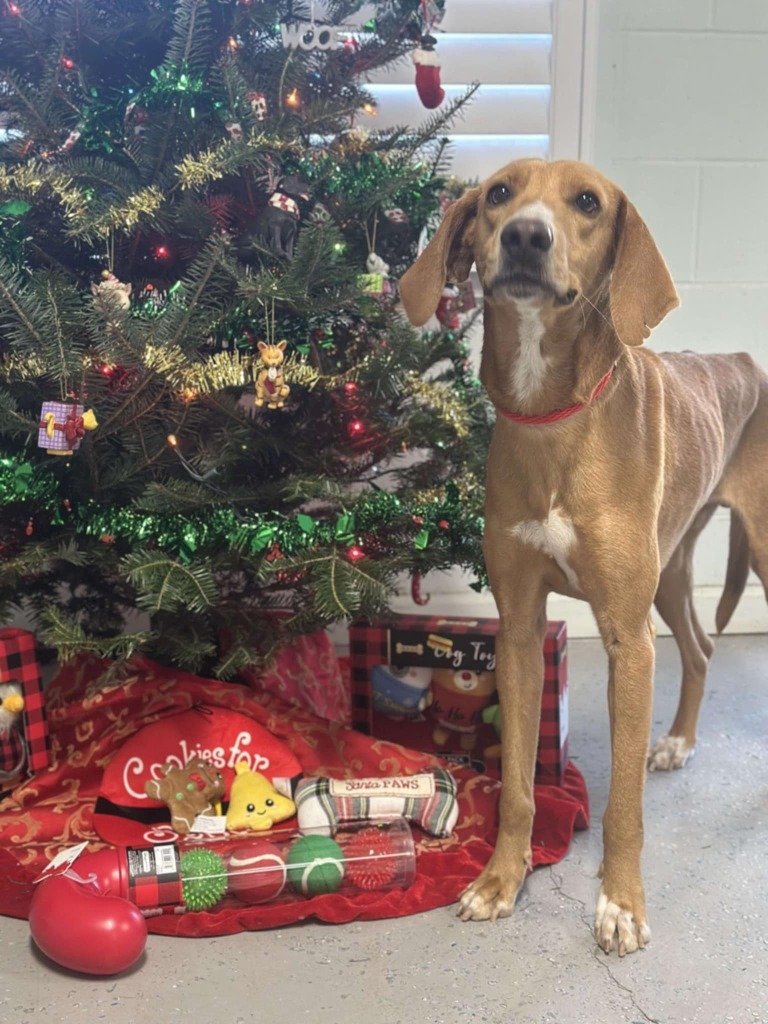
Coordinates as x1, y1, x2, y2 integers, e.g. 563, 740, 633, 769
180, 848, 227, 911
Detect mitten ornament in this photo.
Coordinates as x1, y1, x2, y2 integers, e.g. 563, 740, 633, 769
413, 35, 445, 109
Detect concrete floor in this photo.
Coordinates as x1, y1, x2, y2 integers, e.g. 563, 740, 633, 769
2, 634, 767, 1024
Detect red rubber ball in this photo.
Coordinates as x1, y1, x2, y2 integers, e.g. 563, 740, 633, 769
228, 840, 287, 905
342, 828, 398, 891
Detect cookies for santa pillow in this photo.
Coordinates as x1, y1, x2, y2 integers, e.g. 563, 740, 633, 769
93, 706, 301, 846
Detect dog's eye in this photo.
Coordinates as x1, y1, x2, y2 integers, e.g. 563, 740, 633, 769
574, 191, 600, 215
487, 183, 511, 206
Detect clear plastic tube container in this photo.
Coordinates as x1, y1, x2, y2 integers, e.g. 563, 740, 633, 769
93, 818, 417, 914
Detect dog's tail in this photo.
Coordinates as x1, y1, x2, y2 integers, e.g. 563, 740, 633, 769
715, 509, 751, 634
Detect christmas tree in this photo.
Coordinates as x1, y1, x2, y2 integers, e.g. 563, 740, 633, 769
0, 0, 490, 677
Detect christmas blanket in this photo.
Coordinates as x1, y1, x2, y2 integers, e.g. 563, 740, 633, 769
0, 649, 588, 936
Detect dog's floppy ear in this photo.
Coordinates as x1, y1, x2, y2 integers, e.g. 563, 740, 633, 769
609, 196, 679, 346
399, 187, 480, 326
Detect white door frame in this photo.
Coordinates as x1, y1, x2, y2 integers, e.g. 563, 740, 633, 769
550, 0, 601, 163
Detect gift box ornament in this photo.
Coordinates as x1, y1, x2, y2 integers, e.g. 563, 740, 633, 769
38, 401, 98, 456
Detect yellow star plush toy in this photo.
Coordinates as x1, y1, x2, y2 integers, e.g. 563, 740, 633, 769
225, 762, 296, 832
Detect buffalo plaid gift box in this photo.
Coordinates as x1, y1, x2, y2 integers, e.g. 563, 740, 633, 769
349, 615, 568, 784
0, 628, 49, 787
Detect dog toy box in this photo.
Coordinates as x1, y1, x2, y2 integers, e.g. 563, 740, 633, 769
348, 615, 568, 782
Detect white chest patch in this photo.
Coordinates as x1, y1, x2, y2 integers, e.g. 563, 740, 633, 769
512, 508, 580, 590
512, 303, 547, 407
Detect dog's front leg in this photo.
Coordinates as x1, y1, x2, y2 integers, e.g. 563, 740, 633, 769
458, 599, 547, 922
593, 597, 656, 956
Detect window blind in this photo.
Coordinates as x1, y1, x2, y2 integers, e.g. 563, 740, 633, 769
366, 0, 552, 180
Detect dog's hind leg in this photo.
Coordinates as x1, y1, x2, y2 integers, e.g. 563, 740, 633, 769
648, 507, 716, 771
716, 380, 768, 611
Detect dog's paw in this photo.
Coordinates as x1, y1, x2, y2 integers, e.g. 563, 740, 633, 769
457, 867, 522, 922
594, 887, 651, 956
647, 734, 693, 772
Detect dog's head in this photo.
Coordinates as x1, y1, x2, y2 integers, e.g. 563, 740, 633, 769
400, 159, 679, 346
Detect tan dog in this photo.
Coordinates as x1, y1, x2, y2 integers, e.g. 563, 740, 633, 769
400, 159, 768, 956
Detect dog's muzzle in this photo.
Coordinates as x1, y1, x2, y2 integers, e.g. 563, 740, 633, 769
487, 217, 577, 305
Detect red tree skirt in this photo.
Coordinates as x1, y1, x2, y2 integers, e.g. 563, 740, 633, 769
0, 654, 588, 935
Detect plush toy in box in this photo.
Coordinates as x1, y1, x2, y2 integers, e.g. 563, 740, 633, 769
0, 629, 49, 794
349, 615, 568, 782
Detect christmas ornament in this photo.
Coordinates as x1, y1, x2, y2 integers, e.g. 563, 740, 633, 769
383, 207, 409, 226
247, 91, 267, 121
280, 21, 339, 51
254, 341, 290, 410
411, 571, 430, 606
413, 35, 445, 109
366, 252, 389, 277
243, 175, 311, 261
308, 201, 332, 224
360, 216, 394, 296
59, 127, 82, 154
37, 403, 98, 457
225, 120, 243, 140
134, 282, 167, 316
90, 271, 132, 312
124, 103, 150, 138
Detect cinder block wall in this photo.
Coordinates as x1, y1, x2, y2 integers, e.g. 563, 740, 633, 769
590, 0, 767, 628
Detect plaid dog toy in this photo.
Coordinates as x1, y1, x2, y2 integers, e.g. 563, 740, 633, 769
293, 766, 458, 838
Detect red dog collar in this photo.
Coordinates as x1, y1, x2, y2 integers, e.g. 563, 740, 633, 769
496, 366, 615, 426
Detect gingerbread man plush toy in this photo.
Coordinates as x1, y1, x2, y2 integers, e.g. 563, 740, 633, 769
144, 757, 225, 835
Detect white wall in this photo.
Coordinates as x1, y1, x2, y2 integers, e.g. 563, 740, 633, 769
582, 0, 767, 632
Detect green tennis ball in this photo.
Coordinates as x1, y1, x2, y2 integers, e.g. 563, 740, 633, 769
286, 835, 345, 896
180, 848, 227, 911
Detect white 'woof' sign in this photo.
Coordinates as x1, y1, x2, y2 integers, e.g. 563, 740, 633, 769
280, 22, 345, 50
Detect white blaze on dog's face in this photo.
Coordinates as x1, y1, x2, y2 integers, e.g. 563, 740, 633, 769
399, 158, 679, 349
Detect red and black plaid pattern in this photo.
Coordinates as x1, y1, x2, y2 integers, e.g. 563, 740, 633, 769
126, 845, 183, 909
349, 616, 569, 784
0, 719, 26, 785
0, 628, 49, 773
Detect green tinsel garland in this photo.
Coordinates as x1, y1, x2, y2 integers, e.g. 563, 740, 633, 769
0, 457, 485, 573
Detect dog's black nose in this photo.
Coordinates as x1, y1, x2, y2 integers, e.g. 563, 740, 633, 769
501, 218, 553, 254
